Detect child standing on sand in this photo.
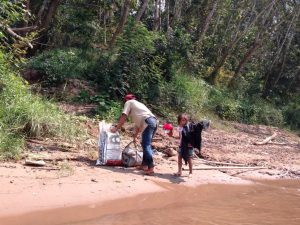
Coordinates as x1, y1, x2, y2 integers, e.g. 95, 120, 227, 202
175, 113, 193, 178
175, 113, 211, 178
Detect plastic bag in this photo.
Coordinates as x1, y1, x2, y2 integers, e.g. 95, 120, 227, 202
96, 121, 122, 166
122, 142, 143, 167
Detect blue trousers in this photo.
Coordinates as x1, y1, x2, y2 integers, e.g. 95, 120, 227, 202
141, 117, 157, 168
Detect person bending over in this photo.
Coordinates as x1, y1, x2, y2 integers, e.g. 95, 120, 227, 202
111, 94, 157, 175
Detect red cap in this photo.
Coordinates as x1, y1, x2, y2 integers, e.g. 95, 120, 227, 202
124, 94, 136, 101
163, 123, 173, 131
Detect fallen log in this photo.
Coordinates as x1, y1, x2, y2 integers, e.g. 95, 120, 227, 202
184, 166, 266, 170
253, 132, 277, 145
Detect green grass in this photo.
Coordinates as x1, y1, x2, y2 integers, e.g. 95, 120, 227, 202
0, 51, 82, 160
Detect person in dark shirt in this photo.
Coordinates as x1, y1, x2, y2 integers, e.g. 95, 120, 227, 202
175, 113, 211, 178
175, 113, 193, 178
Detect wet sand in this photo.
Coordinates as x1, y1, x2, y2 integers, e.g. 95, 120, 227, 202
0, 161, 250, 218
2, 180, 300, 225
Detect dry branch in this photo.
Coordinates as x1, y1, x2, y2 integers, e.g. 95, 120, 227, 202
1, 25, 33, 48
199, 160, 248, 167
184, 166, 266, 171
11, 26, 38, 33
268, 141, 286, 145
193, 153, 248, 166
29, 167, 60, 171
253, 132, 277, 145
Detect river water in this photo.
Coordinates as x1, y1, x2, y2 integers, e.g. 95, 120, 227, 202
69, 180, 300, 225
3, 180, 300, 225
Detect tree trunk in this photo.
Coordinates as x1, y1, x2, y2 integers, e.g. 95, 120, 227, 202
262, 8, 298, 97
228, 33, 261, 88
109, 0, 131, 48
207, 48, 230, 85
135, 0, 149, 22
104, 11, 107, 45
212, 14, 220, 36
35, 0, 49, 26
169, 0, 181, 27
153, 0, 159, 31
159, 0, 162, 31
208, 0, 276, 85
41, 0, 61, 30
24, 0, 31, 26
270, 32, 295, 88
230, 43, 260, 87
197, 0, 218, 45
229, 0, 279, 88
166, 0, 170, 32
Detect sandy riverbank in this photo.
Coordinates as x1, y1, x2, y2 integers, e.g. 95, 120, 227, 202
0, 158, 251, 218
0, 120, 299, 222
1, 171, 299, 225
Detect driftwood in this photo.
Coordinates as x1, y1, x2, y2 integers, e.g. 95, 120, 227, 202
152, 137, 163, 141
29, 167, 60, 171
184, 166, 266, 171
198, 160, 248, 167
253, 132, 277, 145
25, 159, 46, 167
163, 148, 177, 157
193, 153, 248, 167
267, 141, 286, 145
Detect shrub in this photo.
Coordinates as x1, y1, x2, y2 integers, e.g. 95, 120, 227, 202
159, 72, 210, 120
210, 87, 284, 126
91, 94, 122, 122
283, 103, 300, 130
249, 100, 283, 126
28, 48, 90, 85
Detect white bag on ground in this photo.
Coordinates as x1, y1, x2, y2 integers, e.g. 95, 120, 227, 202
96, 121, 122, 166
122, 142, 143, 167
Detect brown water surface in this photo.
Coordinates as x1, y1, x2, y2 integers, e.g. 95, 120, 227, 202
2, 180, 300, 225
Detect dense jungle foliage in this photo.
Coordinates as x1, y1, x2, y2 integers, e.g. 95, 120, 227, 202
0, 0, 299, 159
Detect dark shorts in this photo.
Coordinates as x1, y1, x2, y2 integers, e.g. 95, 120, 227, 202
179, 147, 194, 158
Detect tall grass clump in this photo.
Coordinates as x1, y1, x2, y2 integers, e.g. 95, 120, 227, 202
0, 52, 81, 160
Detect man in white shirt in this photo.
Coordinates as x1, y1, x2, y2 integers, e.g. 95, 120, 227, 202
111, 94, 157, 175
